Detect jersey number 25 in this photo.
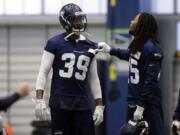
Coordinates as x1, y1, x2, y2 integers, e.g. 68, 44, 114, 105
130, 58, 139, 84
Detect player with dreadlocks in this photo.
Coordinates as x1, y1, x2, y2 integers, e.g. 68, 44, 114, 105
98, 12, 164, 135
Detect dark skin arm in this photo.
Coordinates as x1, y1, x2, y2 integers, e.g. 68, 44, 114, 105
95, 98, 103, 106
36, 89, 44, 99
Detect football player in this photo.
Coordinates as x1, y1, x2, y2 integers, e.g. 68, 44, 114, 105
172, 90, 180, 135
34, 3, 104, 135
98, 12, 164, 135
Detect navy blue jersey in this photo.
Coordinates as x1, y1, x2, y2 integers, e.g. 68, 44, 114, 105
45, 33, 97, 110
110, 40, 163, 108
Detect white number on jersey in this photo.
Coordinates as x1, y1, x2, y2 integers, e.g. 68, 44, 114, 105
129, 57, 139, 84
59, 53, 90, 80
75, 55, 90, 80
59, 53, 75, 78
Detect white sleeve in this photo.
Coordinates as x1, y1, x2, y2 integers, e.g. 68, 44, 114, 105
88, 57, 102, 99
35, 50, 55, 91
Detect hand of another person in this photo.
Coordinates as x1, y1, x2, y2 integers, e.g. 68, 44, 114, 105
93, 105, 105, 126
16, 83, 29, 97
133, 105, 144, 121
97, 42, 111, 53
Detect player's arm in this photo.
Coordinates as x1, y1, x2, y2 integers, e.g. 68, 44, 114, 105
36, 50, 54, 99
139, 51, 163, 108
88, 57, 104, 126
98, 42, 130, 61
110, 48, 130, 61
134, 48, 163, 121
0, 93, 20, 111
134, 46, 163, 121
35, 50, 54, 120
0, 83, 29, 111
88, 57, 102, 104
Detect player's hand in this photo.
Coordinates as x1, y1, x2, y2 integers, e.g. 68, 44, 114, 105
93, 105, 105, 126
97, 42, 111, 53
133, 105, 144, 121
35, 99, 50, 121
172, 120, 180, 135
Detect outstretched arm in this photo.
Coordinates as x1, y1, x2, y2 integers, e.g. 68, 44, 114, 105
0, 93, 20, 111
0, 83, 29, 111
98, 42, 130, 61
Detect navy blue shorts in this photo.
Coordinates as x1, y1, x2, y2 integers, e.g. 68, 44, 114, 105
50, 107, 95, 135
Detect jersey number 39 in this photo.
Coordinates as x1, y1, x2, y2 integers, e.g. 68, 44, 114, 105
59, 53, 90, 80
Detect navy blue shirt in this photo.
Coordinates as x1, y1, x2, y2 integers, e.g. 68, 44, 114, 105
0, 93, 20, 111
45, 33, 97, 110
110, 40, 163, 108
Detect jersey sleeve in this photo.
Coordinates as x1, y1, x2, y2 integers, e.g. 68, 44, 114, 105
173, 91, 180, 120
44, 40, 56, 54
138, 46, 163, 108
110, 48, 130, 61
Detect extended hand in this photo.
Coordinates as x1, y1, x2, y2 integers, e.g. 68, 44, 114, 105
93, 105, 105, 126
97, 42, 111, 53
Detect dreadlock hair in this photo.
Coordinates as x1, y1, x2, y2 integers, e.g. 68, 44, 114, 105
128, 12, 160, 54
